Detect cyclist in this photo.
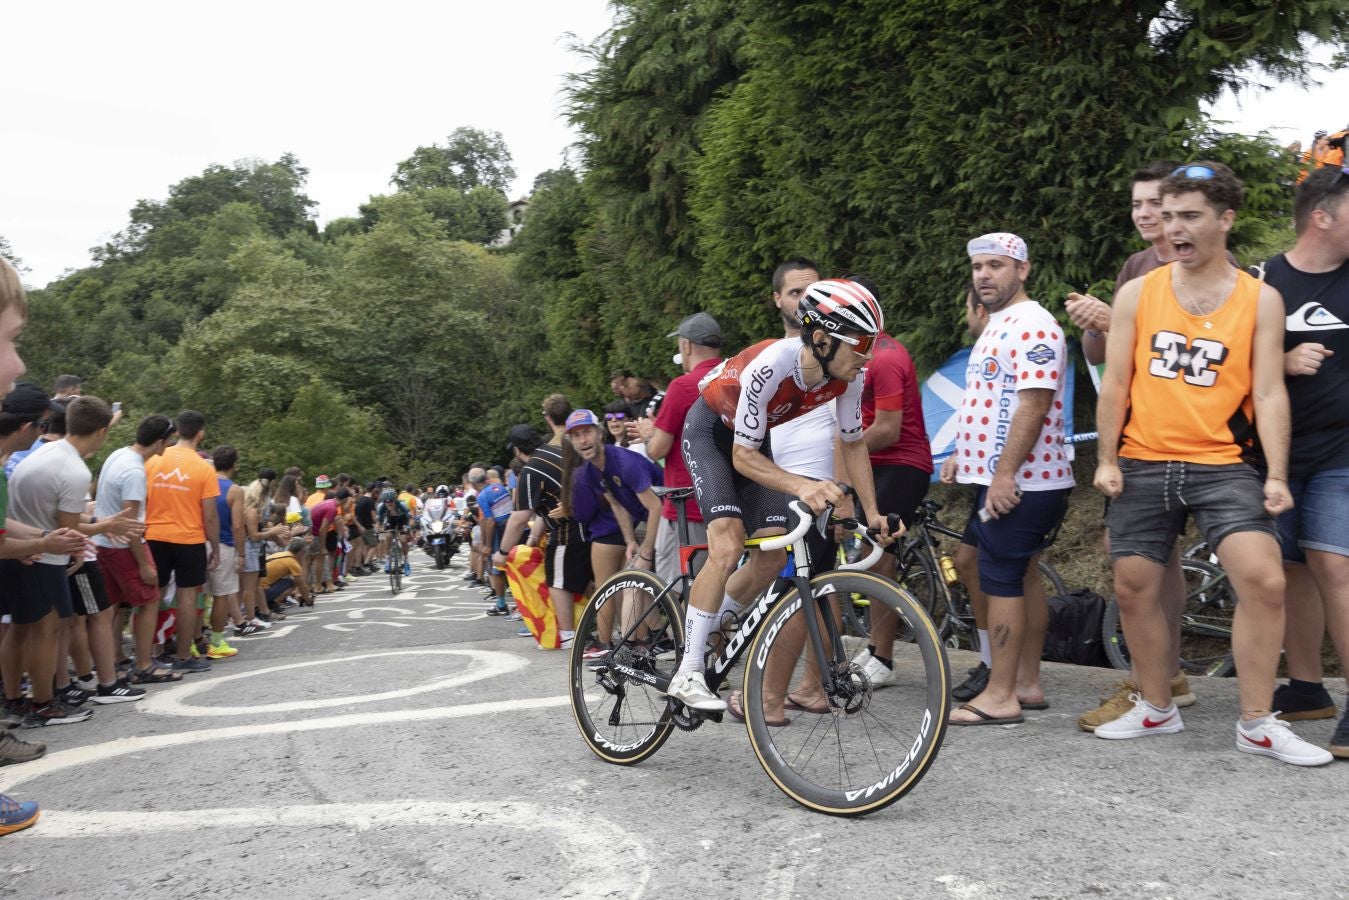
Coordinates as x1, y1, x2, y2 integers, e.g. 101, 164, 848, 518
669, 279, 895, 711
377, 488, 413, 576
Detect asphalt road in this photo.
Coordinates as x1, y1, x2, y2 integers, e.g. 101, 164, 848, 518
2, 549, 1345, 899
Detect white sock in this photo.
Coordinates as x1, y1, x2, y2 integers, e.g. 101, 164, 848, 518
1239, 715, 1270, 732
977, 630, 992, 667
560, 630, 575, 641
717, 594, 743, 618
1146, 699, 1175, 713
677, 607, 721, 677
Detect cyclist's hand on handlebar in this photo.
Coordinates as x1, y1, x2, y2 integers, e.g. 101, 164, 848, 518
799, 480, 844, 515
867, 511, 902, 546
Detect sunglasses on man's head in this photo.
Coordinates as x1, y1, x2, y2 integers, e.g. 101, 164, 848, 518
834, 333, 876, 355
605, 413, 626, 421
1172, 165, 1216, 180
1307, 165, 1349, 207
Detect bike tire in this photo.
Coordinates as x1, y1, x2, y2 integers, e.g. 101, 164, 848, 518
894, 543, 940, 645
1101, 595, 1129, 671
1037, 559, 1067, 600
570, 569, 684, 766
742, 571, 950, 816
389, 545, 402, 595
1100, 559, 1236, 677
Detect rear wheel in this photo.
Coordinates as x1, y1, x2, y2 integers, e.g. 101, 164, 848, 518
742, 571, 950, 816
570, 570, 684, 765
1100, 559, 1235, 677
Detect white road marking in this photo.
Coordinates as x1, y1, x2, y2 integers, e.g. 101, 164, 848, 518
137, 649, 527, 717
0, 694, 570, 793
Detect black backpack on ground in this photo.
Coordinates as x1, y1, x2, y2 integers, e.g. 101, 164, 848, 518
1041, 589, 1110, 668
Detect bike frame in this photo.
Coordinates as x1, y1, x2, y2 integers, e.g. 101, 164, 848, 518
599, 493, 881, 707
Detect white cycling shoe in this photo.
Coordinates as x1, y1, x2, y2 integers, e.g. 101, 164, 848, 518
666, 672, 727, 712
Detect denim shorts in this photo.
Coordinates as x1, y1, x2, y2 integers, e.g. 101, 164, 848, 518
1276, 467, 1349, 562
961, 486, 1070, 597
1106, 459, 1277, 565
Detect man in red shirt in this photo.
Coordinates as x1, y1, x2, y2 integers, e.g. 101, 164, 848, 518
843, 277, 934, 689
309, 490, 343, 595
636, 312, 724, 584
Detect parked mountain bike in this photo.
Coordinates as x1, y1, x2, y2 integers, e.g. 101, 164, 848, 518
1101, 555, 1237, 677
569, 486, 950, 817
877, 499, 1066, 650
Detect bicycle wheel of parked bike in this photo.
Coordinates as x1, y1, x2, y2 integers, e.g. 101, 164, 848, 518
742, 571, 950, 816
1101, 558, 1236, 677
892, 543, 939, 645
570, 569, 685, 765
1038, 559, 1067, 601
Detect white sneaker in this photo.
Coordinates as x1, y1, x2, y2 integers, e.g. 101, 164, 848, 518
1236, 717, 1333, 766
665, 673, 726, 712
1094, 694, 1184, 739
250, 618, 272, 631
850, 650, 895, 689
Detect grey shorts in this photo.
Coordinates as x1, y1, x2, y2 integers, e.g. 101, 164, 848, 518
1106, 458, 1277, 565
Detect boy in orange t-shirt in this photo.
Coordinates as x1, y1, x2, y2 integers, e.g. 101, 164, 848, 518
144, 410, 220, 673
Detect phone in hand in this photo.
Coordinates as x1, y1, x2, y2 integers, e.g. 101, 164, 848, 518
112, 401, 122, 413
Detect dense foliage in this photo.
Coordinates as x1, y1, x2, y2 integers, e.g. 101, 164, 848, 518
18, 2, 1348, 480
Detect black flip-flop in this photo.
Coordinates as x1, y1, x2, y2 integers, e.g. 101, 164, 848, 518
1020, 700, 1050, 711
950, 703, 1024, 726
728, 691, 789, 727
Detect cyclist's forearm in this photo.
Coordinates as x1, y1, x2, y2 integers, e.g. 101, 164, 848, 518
840, 439, 881, 519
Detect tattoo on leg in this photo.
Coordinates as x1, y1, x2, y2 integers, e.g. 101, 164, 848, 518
993, 624, 1010, 648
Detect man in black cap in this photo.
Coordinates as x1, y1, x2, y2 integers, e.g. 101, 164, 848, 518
493, 421, 591, 648
635, 312, 724, 583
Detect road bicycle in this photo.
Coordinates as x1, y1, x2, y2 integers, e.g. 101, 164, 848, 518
384, 530, 405, 595
569, 486, 950, 817
877, 499, 1066, 650
1101, 555, 1237, 676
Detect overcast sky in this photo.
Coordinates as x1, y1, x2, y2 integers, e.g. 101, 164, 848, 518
3, 4, 1346, 288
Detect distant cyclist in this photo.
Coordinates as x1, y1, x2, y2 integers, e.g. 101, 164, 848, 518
669, 279, 895, 711
377, 488, 413, 576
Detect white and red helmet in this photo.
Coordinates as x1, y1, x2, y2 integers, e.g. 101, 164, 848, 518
797, 279, 883, 336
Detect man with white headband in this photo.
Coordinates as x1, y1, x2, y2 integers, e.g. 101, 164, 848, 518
942, 233, 1074, 726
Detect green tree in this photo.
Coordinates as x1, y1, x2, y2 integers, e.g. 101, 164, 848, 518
251, 380, 396, 477
391, 127, 517, 194
0, 235, 26, 274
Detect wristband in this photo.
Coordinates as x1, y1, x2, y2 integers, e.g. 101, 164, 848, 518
1085, 328, 1104, 339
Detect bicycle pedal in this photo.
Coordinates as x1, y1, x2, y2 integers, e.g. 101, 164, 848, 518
706, 711, 724, 724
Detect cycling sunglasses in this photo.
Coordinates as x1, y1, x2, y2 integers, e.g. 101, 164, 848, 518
834, 332, 876, 355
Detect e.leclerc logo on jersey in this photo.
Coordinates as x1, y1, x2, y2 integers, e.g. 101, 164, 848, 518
980, 357, 1000, 380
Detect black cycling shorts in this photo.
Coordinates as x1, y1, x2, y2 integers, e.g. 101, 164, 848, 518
681, 397, 793, 534
872, 464, 931, 531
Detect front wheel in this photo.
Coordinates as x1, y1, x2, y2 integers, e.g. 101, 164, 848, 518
742, 571, 950, 816
570, 569, 684, 765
